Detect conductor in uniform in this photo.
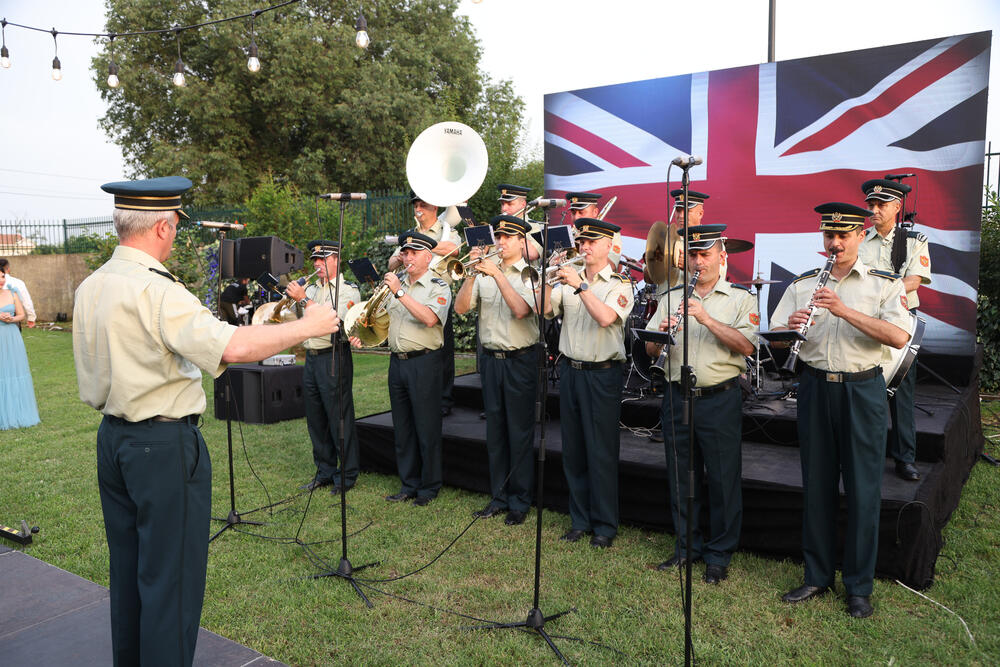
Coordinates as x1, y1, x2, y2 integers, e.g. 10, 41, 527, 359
644, 225, 757, 583
455, 215, 538, 526
286, 241, 362, 494
858, 179, 930, 481
357, 231, 451, 506
543, 217, 633, 548
770, 202, 910, 618
73, 177, 340, 666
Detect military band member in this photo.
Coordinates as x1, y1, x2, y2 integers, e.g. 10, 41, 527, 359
858, 179, 930, 482
74, 177, 339, 666
389, 191, 461, 416
771, 203, 910, 619
644, 225, 757, 583
664, 189, 712, 291
455, 215, 539, 525
285, 241, 362, 494
565, 191, 623, 268
542, 217, 633, 548
358, 231, 452, 506
498, 183, 542, 261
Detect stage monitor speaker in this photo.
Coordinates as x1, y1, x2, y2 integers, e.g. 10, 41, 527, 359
231, 236, 303, 279
213, 363, 305, 424
220, 238, 236, 279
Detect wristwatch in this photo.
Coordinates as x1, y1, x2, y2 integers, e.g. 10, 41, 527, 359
297, 297, 309, 308
394, 288, 405, 299
574, 282, 589, 295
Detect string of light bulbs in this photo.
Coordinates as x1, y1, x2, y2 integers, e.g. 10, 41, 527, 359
0, 1, 371, 88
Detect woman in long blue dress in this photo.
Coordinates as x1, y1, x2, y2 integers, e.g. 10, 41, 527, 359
0, 271, 40, 430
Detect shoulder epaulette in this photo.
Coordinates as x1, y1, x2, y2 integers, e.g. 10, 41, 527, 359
148, 267, 184, 287
868, 268, 901, 280
791, 268, 821, 284
668, 284, 685, 292
610, 273, 629, 283
345, 281, 358, 288
431, 277, 447, 286
730, 283, 751, 292
906, 230, 928, 242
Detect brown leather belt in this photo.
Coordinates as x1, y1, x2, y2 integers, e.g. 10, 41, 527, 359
803, 365, 882, 383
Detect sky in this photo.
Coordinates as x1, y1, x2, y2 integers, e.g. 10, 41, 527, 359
1, 0, 998, 220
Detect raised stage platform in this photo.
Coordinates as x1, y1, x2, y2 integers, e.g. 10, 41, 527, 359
357, 366, 983, 589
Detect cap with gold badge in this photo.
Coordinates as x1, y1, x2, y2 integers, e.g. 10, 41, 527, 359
497, 183, 530, 202
815, 202, 873, 232
861, 179, 911, 202
679, 223, 727, 251
398, 230, 438, 251
670, 189, 710, 209
573, 217, 621, 240
490, 214, 531, 237
101, 176, 192, 219
566, 192, 602, 211
308, 239, 340, 259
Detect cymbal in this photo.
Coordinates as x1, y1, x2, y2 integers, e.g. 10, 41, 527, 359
643, 221, 669, 285
735, 277, 782, 286
724, 238, 754, 254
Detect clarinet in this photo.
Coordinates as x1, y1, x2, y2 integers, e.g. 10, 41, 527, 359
649, 270, 701, 376
782, 250, 839, 374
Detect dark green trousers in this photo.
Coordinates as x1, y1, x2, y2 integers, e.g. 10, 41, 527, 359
480, 348, 538, 512
661, 381, 743, 566
388, 350, 443, 499
558, 359, 623, 539
303, 345, 358, 486
96, 415, 211, 667
797, 368, 887, 596
888, 345, 917, 463
442, 307, 455, 409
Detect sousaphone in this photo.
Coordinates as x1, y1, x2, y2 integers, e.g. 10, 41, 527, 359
405, 121, 488, 208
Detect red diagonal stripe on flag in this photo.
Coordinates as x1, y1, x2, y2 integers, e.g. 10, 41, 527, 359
781, 35, 987, 156
914, 287, 976, 333
544, 111, 650, 169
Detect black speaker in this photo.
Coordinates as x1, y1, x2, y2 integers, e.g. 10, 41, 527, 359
230, 236, 303, 279
219, 238, 236, 279
213, 363, 305, 424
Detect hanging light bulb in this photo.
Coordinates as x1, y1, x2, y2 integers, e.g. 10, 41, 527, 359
247, 12, 261, 72
1, 19, 11, 69
106, 35, 119, 88
172, 28, 186, 87
354, 13, 369, 49
50, 28, 62, 81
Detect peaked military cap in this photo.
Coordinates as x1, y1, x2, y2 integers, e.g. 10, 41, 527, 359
670, 189, 709, 209
815, 202, 873, 232
680, 223, 727, 251
308, 239, 340, 258
497, 183, 531, 202
862, 179, 911, 202
574, 217, 620, 240
490, 214, 531, 237
566, 192, 602, 210
398, 230, 437, 251
101, 176, 192, 219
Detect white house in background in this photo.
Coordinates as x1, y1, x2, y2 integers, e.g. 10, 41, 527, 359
0, 234, 37, 256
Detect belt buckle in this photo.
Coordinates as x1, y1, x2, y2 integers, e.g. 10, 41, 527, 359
493, 352, 505, 359
826, 372, 842, 383
570, 360, 583, 370
691, 387, 703, 397
397, 352, 407, 360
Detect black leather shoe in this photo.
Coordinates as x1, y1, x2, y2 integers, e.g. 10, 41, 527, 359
412, 496, 434, 506
330, 484, 354, 496
300, 478, 331, 491
473, 504, 506, 519
846, 595, 874, 618
560, 529, 587, 542
479, 411, 486, 420
781, 584, 829, 603
441, 406, 452, 417
504, 510, 527, 525
385, 491, 416, 502
703, 564, 728, 584
895, 460, 920, 481
656, 555, 701, 571
590, 535, 613, 548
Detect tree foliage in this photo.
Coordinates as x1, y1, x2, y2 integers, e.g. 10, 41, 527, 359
978, 190, 1000, 391
94, 0, 524, 207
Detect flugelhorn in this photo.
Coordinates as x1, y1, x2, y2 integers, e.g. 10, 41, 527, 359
649, 270, 701, 376
446, 248, 501, 281
252, 269, 321, 325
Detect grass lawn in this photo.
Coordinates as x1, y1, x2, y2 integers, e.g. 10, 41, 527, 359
3, 327, 1000, 665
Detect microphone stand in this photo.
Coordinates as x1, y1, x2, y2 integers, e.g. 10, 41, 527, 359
467, 208, 574, 665
678, 164, 696, 667
311, 197, 379, 607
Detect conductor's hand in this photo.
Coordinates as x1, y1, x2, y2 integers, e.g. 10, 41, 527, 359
302, 302, 339, 337
285, 281, 306, 302
384, 272, 402, 293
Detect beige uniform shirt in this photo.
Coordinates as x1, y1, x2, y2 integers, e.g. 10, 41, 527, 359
469, 258, 539, 350
386, 271, 451, 354
303, 277, 361, 350
770, 257, 911, 373
73, 245, 236, 421
857, 226, 931, 309
645, 279, 758, 386
547, 263, 633, 362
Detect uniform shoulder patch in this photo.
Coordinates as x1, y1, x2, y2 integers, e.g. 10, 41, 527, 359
430, 278, 447, 286
610, 273, 629, 283
906, 230, 928, 242
791, 268, 820, 284
868, 268, 902, 280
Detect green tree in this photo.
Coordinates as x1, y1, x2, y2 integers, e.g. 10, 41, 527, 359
978, 190, 1000, 391
94, 0, 497, 205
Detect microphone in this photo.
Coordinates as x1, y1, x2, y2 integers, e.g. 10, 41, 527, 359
884, 173, 915, 181
528, 198, 568, 208
671, 155, 703, 167
196, 220, 245, 230
319, 192, 368, 200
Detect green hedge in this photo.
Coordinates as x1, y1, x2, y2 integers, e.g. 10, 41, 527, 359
978, 190, 1000, 392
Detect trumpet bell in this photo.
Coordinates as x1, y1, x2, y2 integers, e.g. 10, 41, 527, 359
251, 301, 298, 326
406, 121, 489, 208
344, 300, 390, 347
520, 265, 540, 287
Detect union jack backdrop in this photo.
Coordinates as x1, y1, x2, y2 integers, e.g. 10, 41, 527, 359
544, 32, 991, 355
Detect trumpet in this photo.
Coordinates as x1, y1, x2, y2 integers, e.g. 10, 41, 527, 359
544, 255, 587, 286
344, 266, 409, 347
445, 248, 502, 280
597, 195, 617, 221
649, 270, 701, 376
264, 268, 321, 324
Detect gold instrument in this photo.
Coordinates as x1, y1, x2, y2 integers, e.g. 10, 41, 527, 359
643, 221, 671, 286
649, 270, 700, 376
251, 269, 320, 325
445, 248, 502, 281
597, 195, 617, 220
343, 267, 409, 347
